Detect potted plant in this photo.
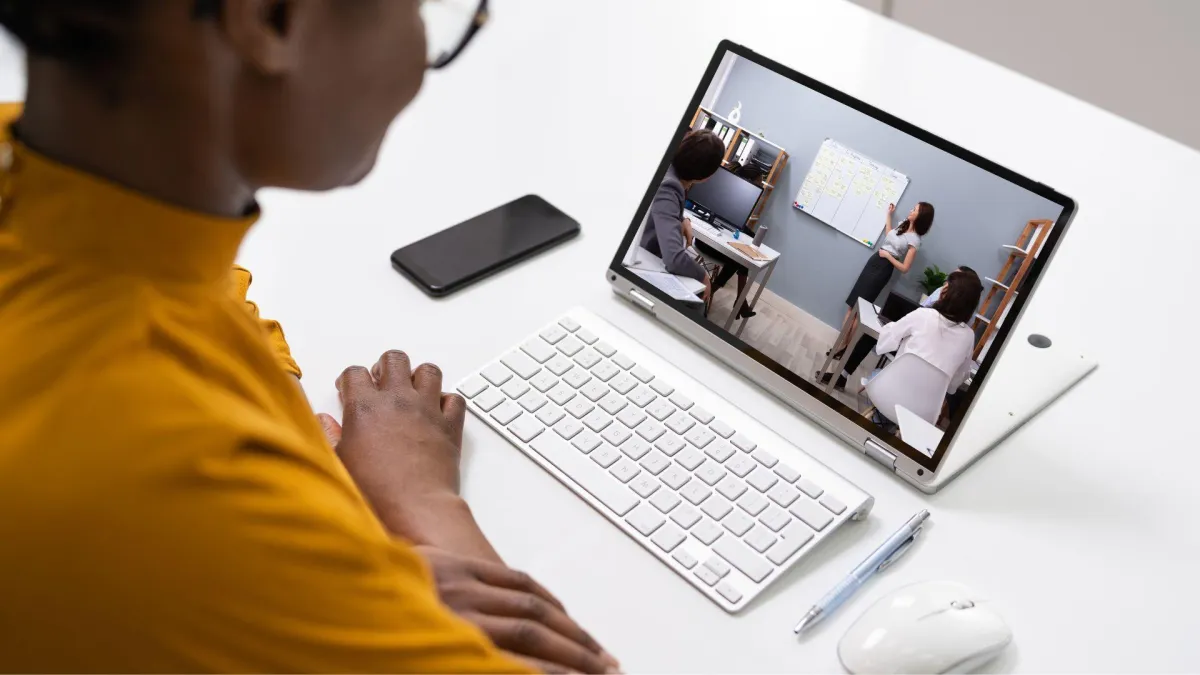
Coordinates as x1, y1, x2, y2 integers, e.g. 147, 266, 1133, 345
919, 265, 947, 304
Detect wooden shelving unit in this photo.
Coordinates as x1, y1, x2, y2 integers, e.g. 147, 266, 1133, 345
689, 106, 789, 232
972, 219, 1053, 359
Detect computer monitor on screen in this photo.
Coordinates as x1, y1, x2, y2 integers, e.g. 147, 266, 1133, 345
686, 166, 762, 231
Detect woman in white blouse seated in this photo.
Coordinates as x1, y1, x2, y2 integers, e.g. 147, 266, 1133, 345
869, 268, 984, 429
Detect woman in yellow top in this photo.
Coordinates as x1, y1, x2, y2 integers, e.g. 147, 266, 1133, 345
0, 1, 617, 673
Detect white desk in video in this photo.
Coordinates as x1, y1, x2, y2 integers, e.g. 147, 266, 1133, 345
686, 210, 781, 335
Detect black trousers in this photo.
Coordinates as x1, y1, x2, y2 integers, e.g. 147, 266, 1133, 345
695, 240, 747, 292
839, 335, 878, 376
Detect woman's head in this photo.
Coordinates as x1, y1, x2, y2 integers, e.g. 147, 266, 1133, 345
1, 0, 428, 198
672, 129, 725, 183
932, 267, 983, 324
898, 201, 935, 237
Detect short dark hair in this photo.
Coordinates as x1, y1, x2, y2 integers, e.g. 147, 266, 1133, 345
897, 201, 935, 237
932, 267, 983, 324
672, 130, 725, 182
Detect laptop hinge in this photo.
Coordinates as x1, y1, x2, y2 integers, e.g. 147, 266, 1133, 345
628, 289, 656, 313
863, 439, 897, 471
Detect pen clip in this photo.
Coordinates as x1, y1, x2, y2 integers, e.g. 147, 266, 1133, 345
876, 527, 922, 572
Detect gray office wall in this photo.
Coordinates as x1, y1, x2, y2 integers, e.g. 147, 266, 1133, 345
713, 57, 1063, 328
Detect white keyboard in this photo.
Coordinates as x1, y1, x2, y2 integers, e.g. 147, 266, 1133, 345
457, 308, 873, 612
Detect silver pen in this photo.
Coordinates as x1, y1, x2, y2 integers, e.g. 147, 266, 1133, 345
794, 510, 930, 633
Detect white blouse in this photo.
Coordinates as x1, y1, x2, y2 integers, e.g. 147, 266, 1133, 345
875, 307, 975, 392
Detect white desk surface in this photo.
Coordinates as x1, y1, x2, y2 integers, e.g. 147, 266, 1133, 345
856, 297, 885, 338
686, 209, 780, 268
7, 1, 1199, 670
894, 405, 945, 459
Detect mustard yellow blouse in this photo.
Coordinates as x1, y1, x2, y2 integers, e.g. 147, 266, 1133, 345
0, 103, 527, 673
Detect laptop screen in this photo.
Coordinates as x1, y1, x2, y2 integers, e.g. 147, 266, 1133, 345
611, 41, 1074, 473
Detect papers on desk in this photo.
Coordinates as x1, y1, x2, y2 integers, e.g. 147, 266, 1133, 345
632, 269, 704, 303
728, 241, 769, 261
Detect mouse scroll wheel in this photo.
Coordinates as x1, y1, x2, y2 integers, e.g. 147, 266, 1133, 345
950, 599, 976, 610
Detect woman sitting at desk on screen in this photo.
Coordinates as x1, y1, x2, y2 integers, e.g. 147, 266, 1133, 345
830, 201, 935, 358
640, 129, 725, 307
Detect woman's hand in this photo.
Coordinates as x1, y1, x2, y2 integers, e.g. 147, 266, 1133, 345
681, 217, 694, 248
878, 249, 891, 259
419, 547, 619, 674
887, 203, 896, 215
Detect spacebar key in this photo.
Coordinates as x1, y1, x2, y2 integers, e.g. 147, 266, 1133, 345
529, 434, 639, 516
713, 536, 774, 583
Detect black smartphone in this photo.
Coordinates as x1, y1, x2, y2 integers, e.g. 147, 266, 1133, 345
390, 194, 580, 297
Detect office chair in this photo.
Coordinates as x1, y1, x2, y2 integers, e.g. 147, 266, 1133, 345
865, 352, 950, 426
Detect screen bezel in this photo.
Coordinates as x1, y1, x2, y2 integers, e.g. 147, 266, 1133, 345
606, 40, 1076, 474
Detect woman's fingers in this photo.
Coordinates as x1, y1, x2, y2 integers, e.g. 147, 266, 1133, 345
468, 610, 614, 675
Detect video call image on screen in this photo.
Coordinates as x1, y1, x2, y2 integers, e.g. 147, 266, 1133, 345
622, 52, 1064, 457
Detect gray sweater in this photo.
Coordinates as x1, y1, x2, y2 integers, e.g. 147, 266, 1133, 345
640, 167, 707, 282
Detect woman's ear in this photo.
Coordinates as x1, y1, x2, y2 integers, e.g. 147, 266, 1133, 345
221, 0, 312, 75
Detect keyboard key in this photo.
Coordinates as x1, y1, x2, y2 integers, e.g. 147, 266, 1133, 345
593, 341, 616, 357
765, 520, 815, 565
575, 328, 598, 345
502, 351, 542, 379
676, 448, 705, 471
669, 392, 694, 410
611, 352, 635, 370
679, 479, 712, 505
759, 506, 791, 533
500, 378, 530, 400
616, 406, 647, 428
564, 397, 594, 419
581, 410, 612, 433
627, 386, 657, 408
625, 503, 665, 536
649, 379, 674, 397
600, 423, 632, 447
689, 406, 715, 424
752, 449, 778, 468
651, 524, 686, 552
609, 458, 640, 483
713, 536, 773, 582
684, 426, 715, 449
726, 454, 757, 478
621, 437, 652, 460
654, 434, 686, 456
572, 432, 602, 454
650, 489, 681, 513
737, 491, 769, 516
660, 465, 690, 490
579, 380, 608, 402
529, 370, 559, 393
797, 478, 824, 499
598, 393, 627, 415
609, 372, 638, 394
709, 419, 735, 439
704, 440, 735, 462
490, 401, 521, 425
639, 450, 670, 474
820, 494, 847, 515
693, 565, 720, 587
557, 336, 584, 357
528, 433, 637, 516
590, 360, 621, 382
507, 415, 544, 443
540, 324, 568, 344
562, 368, 591, 389
481, 363, 512, 387
700, 496, 733, 520
664, 411, 696, 435
742, 525, 777, 555
535, 405, 565, 426
703, 556, 731, 578
521, 338, 557, 364
695, 460, 727, 486
774, 463, 801, 483
517, 392, 547, 413
789, 498, 834, 531
672, 548, 698, 569
546, 354, 574, 376
691, 518, 724, 545
554, 418, 583, 440
589, 443, 620, 467
715, 582, 743, 604
631, 365, 655, 383
629, 475, 660, 498
716, 476, 747, 501
636, 420, 666, 442
722, 509, 755, 536
558, 316, 581, 332
730, 433, 757, 452
747, 467, 778, 492
646, 399, 675, 422
670, 504, 701, 529
546, 383, 575, 406
473, 388, 505, 412
457, 375, 489, 398
767, 483, 800, 508
573, 349, 602, 370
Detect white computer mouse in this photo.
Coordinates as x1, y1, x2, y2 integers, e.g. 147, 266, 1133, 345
838, 580, 1012, 674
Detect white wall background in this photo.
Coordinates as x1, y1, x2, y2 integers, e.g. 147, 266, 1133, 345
849, 0, 1200, 150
